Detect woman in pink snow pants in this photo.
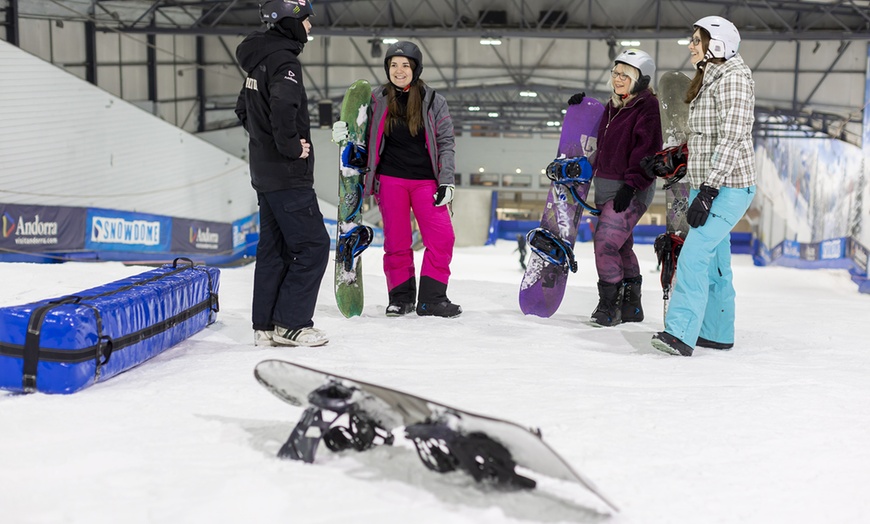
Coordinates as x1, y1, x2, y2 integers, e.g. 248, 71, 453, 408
333, 41, 460, 318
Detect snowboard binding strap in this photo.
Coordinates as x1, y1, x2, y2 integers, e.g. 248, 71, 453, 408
277, 382, 394, 463
406, 422, 536, 489
337, 225, 374, 272
341, 142, 369, 170
640, 143, 688, 189
545, 156, 601, 216
526, 228, 578, 273
342, 183, 364, 222
654, 232, 685, 300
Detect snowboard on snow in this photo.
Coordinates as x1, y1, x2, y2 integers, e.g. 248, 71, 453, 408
335, 80, 374, 318
254, 359, 618, 513
519, 98, 605, 317
653, 72, 691, 317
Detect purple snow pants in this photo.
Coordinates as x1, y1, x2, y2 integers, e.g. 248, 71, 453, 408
593, 198, 648, 284
376, 175, 455, 292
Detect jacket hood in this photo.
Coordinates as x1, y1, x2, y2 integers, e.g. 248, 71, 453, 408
236, 30, 303, 73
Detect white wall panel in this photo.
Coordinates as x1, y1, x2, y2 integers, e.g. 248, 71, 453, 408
121, 65, 149, 100
51, 20, 85, 65
98, 65, 122, 97
18, 19, 51, 61
0, 40, 256, 224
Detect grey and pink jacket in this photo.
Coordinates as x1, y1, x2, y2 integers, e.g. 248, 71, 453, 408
364, 85, 456, 196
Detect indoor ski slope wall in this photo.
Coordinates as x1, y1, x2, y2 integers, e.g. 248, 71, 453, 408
0, 40, 256, 225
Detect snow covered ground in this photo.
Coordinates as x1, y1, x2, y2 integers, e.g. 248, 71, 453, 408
2, 240, 869, 524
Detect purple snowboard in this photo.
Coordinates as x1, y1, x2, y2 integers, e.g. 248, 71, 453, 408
519, 98, 605, 317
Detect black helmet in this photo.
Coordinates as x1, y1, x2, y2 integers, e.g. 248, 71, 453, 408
383, 41, 424, 84
259, 0, 315, 24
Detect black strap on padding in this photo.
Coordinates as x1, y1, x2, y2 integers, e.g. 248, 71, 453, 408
22, 296, 83, 392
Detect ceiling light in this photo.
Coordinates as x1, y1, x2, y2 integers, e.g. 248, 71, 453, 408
468, 106, 481, 111
480, 38, 502, 46
382, 38, 399, 44
677, 38, 690, 45
620, 40, 640, 47
479, 167, 485, 173
519, 91, 537, 97
488, 112, 499, 118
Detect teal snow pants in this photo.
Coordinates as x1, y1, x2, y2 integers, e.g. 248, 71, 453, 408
664, 185, 756, 347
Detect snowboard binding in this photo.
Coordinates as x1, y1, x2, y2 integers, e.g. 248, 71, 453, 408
278, 381, 394, 463
341, 142, 368, 170
406, 421, 537, 489
654, 232, 685, 301
337, 225, 374, 272
640, 143, 688, 189
545, 156, 601, 216
341, 183, 364, 222
526, 228, 578, 273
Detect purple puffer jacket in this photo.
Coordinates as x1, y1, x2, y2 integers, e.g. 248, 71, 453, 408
593, 90, 662, 190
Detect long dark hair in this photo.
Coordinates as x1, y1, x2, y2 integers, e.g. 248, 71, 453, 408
685, 28, 726, 103
383, 58, 426, 137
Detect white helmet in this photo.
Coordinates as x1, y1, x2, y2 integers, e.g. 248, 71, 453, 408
614, 48, 655, 93
694, 16, 740, 60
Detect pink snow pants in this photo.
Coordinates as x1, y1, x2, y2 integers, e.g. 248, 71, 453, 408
376, 175, 455, 292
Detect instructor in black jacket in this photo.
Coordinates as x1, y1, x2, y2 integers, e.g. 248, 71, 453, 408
235, 0, 329, 347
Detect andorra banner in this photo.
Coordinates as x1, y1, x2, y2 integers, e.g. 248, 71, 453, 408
0, 204, 87, 253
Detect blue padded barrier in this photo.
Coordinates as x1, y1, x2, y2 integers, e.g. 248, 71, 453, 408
0, 258, 220, 394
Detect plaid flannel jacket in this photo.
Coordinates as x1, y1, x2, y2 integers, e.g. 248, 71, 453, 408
687, 54, 757, 189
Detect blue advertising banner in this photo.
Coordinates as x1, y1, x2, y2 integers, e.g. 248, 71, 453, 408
171, 218, 233, 254
86, 208, 171, 252
232, 213, 258, 251
0, 204, 87, 252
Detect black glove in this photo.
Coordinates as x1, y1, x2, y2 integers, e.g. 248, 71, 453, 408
612, 184, 636, 213
567, 92, 585, 106
687, 184, 719, 228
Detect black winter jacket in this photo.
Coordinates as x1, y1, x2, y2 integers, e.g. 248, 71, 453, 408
235, 29, 313, 192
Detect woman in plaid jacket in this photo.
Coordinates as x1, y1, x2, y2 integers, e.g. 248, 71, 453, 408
652, 16, 758, 357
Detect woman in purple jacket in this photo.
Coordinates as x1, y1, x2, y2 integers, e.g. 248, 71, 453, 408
571, 49, 662, 326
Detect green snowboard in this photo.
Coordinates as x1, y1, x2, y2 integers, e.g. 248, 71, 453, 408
334, 80, 373, 318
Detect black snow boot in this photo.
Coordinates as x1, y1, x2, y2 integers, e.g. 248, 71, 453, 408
590, 280, 624, 327
416, 276, 462, 318
386, 277, 417, 317
621, 275, 644, 323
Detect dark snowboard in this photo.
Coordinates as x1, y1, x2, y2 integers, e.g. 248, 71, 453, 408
254, 359, 618, 513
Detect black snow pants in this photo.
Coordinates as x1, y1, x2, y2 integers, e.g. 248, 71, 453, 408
252, 187, 330, 331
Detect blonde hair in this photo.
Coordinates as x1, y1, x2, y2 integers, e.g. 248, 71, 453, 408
609, 63, 640, 108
